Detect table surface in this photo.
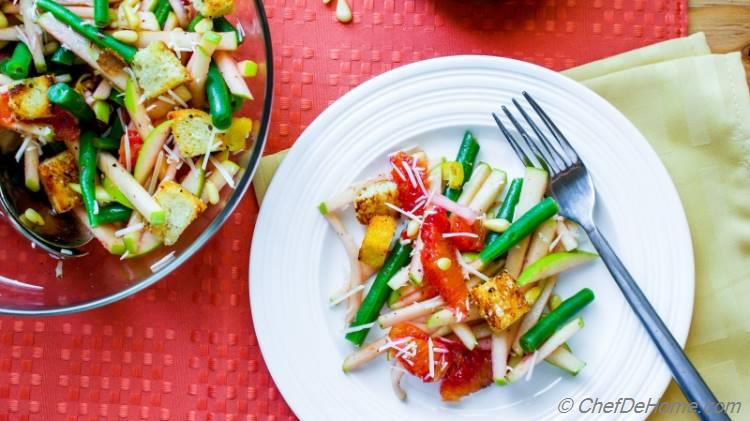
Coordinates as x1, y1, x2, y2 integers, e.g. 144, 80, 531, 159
0, 2, 738, 420
689, 0, 750, 83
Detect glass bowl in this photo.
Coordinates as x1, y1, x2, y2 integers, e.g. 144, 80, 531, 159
0, 0, 273, 315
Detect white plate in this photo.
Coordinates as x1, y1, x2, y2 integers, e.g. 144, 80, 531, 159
250, 56, 694, 421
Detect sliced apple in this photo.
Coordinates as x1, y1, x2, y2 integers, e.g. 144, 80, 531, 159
134, 119, 172, 184
516, 251, 598, 286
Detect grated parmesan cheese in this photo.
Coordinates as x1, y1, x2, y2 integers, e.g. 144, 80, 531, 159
442, 232, 479, 239
384, 202, 421, 222
150, 251, 176, 272
115, 222, 145, 238
525, 350, 539, 381
209, 158, 236, 189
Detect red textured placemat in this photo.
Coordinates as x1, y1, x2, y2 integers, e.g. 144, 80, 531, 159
0, 1, 686, 419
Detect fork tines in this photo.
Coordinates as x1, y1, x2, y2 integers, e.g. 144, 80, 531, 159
492, 92, 581, 175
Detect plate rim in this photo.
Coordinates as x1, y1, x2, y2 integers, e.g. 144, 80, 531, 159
250, 54, 695, 420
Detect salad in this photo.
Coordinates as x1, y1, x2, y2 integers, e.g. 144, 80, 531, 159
0, 0, 256, 260
320, 132, 599, 402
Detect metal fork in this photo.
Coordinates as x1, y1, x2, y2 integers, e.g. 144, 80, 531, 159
494, 92, 728, 421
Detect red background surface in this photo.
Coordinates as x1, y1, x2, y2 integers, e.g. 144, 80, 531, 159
0, 1, 686, 419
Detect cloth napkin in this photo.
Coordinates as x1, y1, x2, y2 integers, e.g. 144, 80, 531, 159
252, 33, 750, 417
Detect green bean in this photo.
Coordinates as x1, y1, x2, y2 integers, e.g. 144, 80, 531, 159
78, 131, 99, 227
93, 136, 120, 150
519, 288, 594, 353
230, 94, 244, 113
346, 238, 412, 347
206, 63, 232, 130
187, 13, 202, 31
41, 140, 68, 156
105, 113, 125, 143
444, 131, 480, 201
153, 0, 171, 28
37, 0, 137, 62
2, 43, 32, 80
478, 197, 559, 264
213, 16, 242, 44
94, 203, 132, 224
47, 83, 95, 122
93, 0, 110, 27
485, 178, 523, 245
49, 46, 75, 66
108, 89, 124, 107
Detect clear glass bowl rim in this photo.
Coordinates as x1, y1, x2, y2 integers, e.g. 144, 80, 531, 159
0, 0, 274, 316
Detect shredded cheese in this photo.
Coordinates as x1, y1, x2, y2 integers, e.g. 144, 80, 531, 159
384, 202, 421, 222
15, 136, 32, 162
412, 160, 429, 196
117, 109, 132, 172
408, 196, 427, 214
165, 88, 188, 108
115, 222, 144, 238
201, 128, 217, 170
427, 337, 435, 379
548, 232, 563, 252
377, 337, 413, 352
209, 158, 236, 189
402, 161, 417, 188
525, 350, 539, 381
329, 284, 365, 306
162, 142, 180, 164
456, 250, 489, 282
147, 151, 164, 194
389, 160, 406, 181
156, 94, 177, 105
235, 19, 246, 39
150, 251, 176, 272
442, 232, 479, 239
342, 322, 375, 335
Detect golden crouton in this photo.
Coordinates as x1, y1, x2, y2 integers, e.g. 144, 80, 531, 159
8, 75, 54, 120
193, 0, 234, 17
38, 150, 81, 214
470, 272, 530, 332
96, 49, 127, 79
152, 181, 206, 246
132, 41, 191, 100
169, 109, 226, 158
358, 215, 398, 268
353, 180, 399, 225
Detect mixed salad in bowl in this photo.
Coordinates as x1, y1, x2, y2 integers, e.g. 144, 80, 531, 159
0, 0, 256, 259
321, 132, 599, 401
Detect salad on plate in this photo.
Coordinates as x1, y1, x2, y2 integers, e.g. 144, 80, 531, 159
320, 131, 599, 401
0, 0, 256, 259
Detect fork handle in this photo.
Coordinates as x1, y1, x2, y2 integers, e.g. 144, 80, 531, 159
585, 227, 728, 421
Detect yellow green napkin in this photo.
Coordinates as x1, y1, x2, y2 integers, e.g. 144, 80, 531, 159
564, 33, 750, 418
252, 32, 750, 415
